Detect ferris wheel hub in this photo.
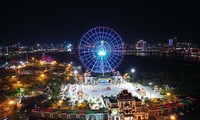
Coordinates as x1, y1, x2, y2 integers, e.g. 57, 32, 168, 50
98, 50, 106, 56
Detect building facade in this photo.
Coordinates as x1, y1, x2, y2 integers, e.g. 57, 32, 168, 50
135, 40, 147, 51
108, 90, 149, 120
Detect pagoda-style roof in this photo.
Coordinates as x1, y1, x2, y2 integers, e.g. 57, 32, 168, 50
41, 53, 53, 62
109, 98, 118, 103
117, 90, 133, 101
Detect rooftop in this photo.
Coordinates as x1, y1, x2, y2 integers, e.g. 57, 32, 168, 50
109, 98, 118, 103
117, 90, 133, 100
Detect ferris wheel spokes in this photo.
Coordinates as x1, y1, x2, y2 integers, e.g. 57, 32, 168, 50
78, 26, 124, 74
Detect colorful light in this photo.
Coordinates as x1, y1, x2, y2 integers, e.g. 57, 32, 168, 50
170, 115, 176, 120
167, 92, 171, 96
8, 100, 15, 105
78, 26, 124, 74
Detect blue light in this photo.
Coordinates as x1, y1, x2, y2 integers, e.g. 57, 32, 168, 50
99, 79, 110, 83
78, 26, 124, 73
98, 51, 106, 56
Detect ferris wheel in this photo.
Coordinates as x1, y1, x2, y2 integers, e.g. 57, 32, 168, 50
78, 26, 124, 75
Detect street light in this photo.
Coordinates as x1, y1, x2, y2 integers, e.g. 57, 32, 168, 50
74, 70, 78, 75
131, 68, 135, 82
67, 63, 71, 68
59, 100, 63, 104
41, 74, 45, 78
167, 92, 171, 102
8, 100, 15, 105
40, 74, 46, 81
40, 61, 44, 65
170, 115, 176, 120
167, 92, 171, 96
149, 82, 152, 86
131, 68, 135, 73
58, 100, 63, 108
149, 82, 153, 99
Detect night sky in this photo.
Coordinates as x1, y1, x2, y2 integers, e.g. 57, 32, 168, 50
0, 1, 199, 45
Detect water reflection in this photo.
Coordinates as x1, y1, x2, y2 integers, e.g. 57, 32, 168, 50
131, 52, 200, 62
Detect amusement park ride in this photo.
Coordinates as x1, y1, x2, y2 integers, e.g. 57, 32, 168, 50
78, 26, 124, 84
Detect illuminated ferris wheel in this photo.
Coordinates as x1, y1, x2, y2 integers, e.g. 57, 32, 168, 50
78, 26, 124, 75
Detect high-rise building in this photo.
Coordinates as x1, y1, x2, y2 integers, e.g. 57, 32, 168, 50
0, 46, 3, 56
18, 42, 21, 48
173, 36, 178, 45
135, 40, 147, 51
169, 39, 173, 46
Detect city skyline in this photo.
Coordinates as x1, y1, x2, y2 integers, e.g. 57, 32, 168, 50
0, 2, 200, 118
0, 1, 200, 45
